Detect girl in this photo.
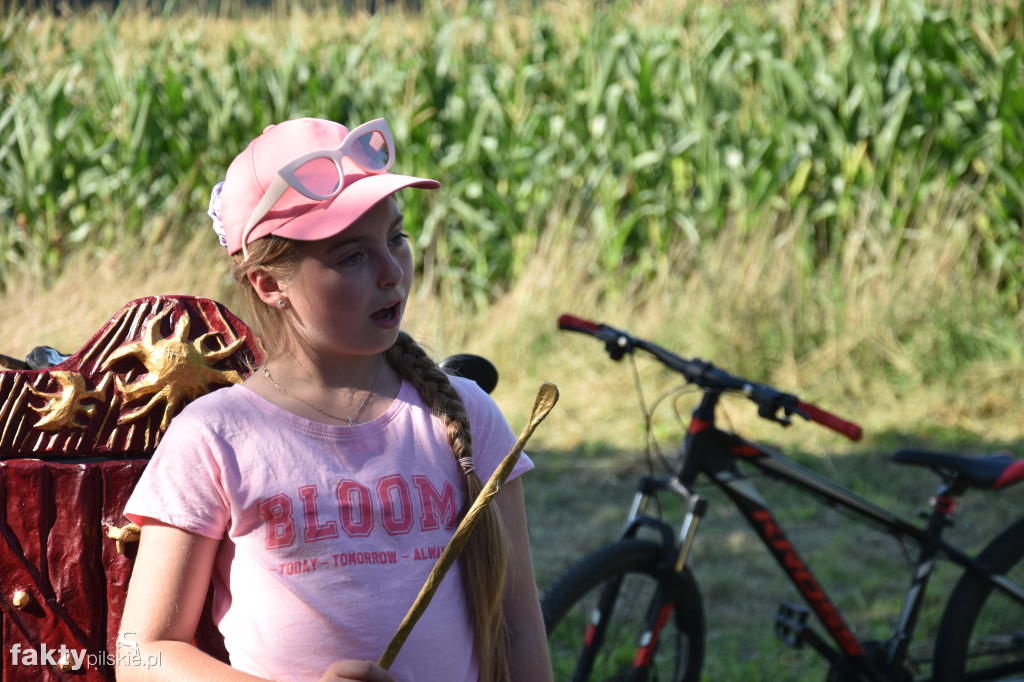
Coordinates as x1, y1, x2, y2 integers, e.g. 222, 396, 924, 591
117, 117, 553, 682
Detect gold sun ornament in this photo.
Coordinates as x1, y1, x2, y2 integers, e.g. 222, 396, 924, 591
101, 305, 247, 431
28, 371, 112, 431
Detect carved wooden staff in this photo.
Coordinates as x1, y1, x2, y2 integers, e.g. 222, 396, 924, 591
378, 381, 559, 669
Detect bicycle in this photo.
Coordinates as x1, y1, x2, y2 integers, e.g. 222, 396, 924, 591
541, 313, 1024, 682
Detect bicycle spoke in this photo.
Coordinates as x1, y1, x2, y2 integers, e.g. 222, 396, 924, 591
959, 630, 1024, 681
962, 589, 1024, 678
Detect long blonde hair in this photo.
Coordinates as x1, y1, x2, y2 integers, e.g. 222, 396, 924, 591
232, 238, 511, 681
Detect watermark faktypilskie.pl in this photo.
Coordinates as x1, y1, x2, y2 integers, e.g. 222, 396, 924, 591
9, 632, 162, 671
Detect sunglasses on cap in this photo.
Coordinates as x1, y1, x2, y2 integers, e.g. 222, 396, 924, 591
241, 118, 395, 256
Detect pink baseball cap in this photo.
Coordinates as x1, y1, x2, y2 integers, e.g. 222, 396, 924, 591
218, 117, 440, 255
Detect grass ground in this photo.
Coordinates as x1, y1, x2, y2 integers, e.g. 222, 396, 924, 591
1, 221, 1021, 679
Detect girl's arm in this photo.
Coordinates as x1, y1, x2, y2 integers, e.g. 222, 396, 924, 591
117, 520, 392, 682
496, 478, 554, 682
116, 520, 265, 681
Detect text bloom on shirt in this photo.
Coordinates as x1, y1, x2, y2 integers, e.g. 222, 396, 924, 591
259, 472, 459, 575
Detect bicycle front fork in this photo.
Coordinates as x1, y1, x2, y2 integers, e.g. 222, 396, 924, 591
668, 477, 707, 572
624, 475, 708, 569
618, 476, 707, 681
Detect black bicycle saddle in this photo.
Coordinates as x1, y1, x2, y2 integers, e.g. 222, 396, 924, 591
892, 448, 1024, 491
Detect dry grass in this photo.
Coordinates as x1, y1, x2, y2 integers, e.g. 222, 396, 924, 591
3, 187, 1020, 448
471, 191, 1024, 455
0, 232, 234, 360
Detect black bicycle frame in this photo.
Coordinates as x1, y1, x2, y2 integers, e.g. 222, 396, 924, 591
651, 390, 1024, 682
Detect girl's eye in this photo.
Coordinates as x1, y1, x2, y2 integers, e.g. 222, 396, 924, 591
389, 231, 410, 247
340, 252, 363, 266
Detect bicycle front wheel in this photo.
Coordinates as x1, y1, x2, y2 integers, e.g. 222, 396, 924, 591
541, 538, 705, 682
933, 517, 1024, 681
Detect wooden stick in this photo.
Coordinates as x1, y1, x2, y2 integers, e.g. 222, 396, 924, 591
378, 382, 559, 669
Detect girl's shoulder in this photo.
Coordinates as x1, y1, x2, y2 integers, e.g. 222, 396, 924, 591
162, 383, 277, 441
445, 374, 513, 436
447, 374, 500, 412
174, 382, 257, 420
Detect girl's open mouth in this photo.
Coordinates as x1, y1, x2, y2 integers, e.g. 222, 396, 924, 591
370, 303, 400, 323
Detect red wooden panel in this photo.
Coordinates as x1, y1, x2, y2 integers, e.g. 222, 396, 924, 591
0, 296, 261, 680
1, 460, 147, 680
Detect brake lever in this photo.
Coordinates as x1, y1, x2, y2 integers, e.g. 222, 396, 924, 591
751, 388, 801, 427
605, 333, 634, 361
758, 402, 794, 427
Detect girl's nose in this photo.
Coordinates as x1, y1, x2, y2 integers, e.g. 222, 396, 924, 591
379, 251, 405, 287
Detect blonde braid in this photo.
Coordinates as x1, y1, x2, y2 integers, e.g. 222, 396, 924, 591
386, 332, 511, 682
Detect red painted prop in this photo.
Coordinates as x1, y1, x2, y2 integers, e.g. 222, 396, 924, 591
0, 296, 264, 680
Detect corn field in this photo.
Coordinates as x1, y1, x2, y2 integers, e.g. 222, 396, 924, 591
0, 0, 1022, 308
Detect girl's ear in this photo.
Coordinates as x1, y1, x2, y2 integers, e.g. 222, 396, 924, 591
248, 269, 288, 309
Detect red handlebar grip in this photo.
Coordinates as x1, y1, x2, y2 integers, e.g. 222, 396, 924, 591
558, 314, 602, 333
797, 401, 863, 442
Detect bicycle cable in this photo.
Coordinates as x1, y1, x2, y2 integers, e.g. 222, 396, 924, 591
628, 351, 702, 476
626, 351, 659, 475
628, 351, 675, 522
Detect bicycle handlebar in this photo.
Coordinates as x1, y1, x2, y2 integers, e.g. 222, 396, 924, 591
793, 400, 863, 442
558, 314, 863, 442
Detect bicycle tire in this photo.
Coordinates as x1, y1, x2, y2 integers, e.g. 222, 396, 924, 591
542, 538, 705, 682
933, 517, 1024, 681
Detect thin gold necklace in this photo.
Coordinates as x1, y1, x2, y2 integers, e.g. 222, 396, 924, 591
262, 356, 384, 426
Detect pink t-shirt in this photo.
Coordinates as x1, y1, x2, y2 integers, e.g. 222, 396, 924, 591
125, 376, 533, 682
